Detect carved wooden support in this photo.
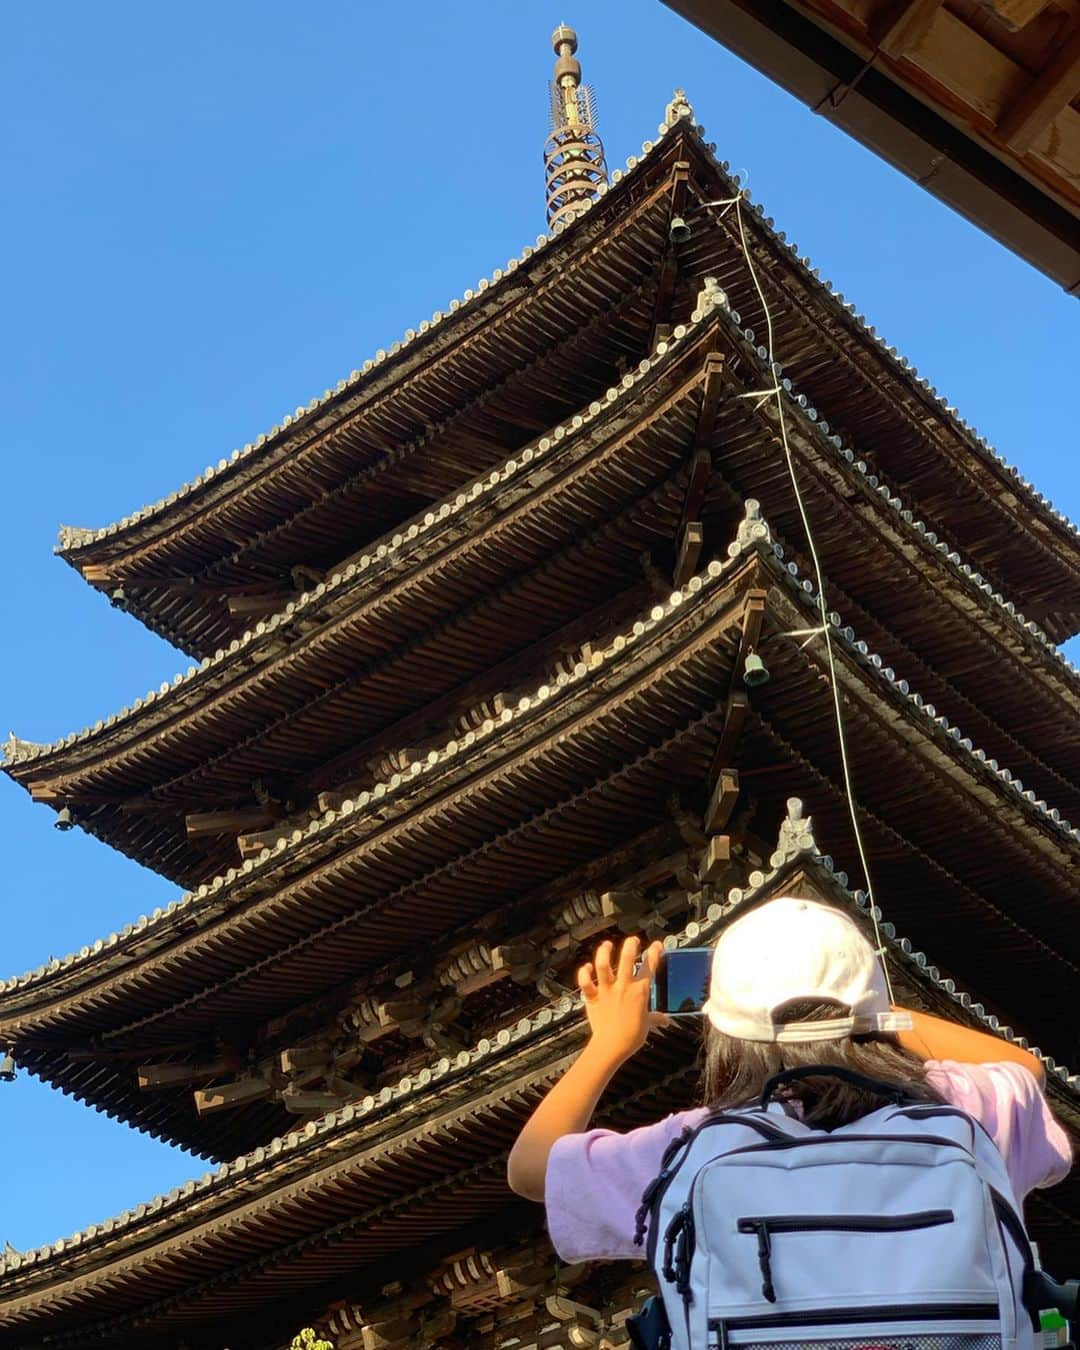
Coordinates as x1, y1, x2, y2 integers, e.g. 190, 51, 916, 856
192, 1075, 273, 1115
368, 746, 416, 783
674, 520, 704, 587
550, 642, 594, 685
280, 1085, 347, 1115
546, 1293, 606, 1347
437, 938, 497, 997
703, 769, 740, 836
698, 833, 732, 883
599, 888, 649, 934
137, 1058, 235, 1091
185, 806, 279, 839
454, 692, 506, 737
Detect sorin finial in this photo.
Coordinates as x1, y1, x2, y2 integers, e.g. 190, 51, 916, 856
544, 25, 609, 229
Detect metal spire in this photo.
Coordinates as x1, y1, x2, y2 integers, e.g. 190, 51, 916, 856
544, 25, 608, 229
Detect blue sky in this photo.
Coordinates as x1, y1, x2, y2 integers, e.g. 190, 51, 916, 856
1, 1, 1076, 1252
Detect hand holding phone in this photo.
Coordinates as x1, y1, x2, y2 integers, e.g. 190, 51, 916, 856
649, 947, 712, 1015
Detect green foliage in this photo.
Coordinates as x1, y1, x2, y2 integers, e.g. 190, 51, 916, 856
289, 1329, 334, 1350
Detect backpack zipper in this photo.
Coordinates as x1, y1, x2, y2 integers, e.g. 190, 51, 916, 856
990, 1185, 1038, 1336
736, 1209, 955, 1234
735, 1210, 954, 1303
709, 1299, 1000, 1346
720, 1131, 969, 1159
641, 1112, 793, 1264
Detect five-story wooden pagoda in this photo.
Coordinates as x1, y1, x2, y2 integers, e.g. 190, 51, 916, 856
1, 30, 1077, 1350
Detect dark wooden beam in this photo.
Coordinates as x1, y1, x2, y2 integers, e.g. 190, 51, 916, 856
694, 352, 727, 450
698, 833, 732, 883
185, 806, 280, 839
674, 521, 705, 587
648, 161, 692, 349
708, 588, 767, 780
280, 1086, 346, 1115
279, 1045, 333, 1074
137, 1059, 234, 1091
226, 593, 292, 619
704, 770, 741, 836
193, 1077, 273, 1115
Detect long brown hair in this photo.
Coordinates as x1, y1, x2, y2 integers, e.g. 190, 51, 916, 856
703, 998, 943, 1130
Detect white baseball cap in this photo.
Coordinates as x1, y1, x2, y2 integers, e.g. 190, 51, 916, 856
701, 896, 911, 1042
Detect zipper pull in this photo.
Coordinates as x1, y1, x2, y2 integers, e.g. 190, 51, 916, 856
754, 1221, 776, 1303
661, 1209, 685, 1284
675, 1204, 695, 1303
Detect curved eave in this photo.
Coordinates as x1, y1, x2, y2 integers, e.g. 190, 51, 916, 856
10, 290, 1080, 884
1, 848, 1076, 1345
6, 534, 1079, 1027
54, 114, 1080, 654
5, 311, 715, 805
52, 128, 690, 660
3, 537, 1080, 1151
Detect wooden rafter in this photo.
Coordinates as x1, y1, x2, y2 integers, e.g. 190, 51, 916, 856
648, 160, 692, 349
998, 25, 1080, 153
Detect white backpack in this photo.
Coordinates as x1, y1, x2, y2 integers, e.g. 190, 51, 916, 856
631, 1068, 1038, 1350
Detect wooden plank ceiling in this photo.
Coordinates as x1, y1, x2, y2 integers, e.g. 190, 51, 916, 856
665, 0, 1080, 292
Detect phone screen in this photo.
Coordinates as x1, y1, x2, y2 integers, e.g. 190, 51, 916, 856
650, 947, 712, 1015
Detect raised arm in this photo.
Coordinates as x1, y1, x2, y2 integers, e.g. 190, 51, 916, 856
506, 935, 664, 1201
894, 1006, 1045, 1084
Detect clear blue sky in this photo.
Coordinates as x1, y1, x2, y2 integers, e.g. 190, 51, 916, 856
1, 0, 1076, 1253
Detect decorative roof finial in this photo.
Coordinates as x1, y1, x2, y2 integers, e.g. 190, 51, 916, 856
544, 25, 608, 229
664, 88, 694, 128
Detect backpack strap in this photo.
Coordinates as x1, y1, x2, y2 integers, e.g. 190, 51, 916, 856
759, 1065, 920, 1108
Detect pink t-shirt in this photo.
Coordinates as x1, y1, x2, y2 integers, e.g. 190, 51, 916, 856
545, 1061, 1073, 1263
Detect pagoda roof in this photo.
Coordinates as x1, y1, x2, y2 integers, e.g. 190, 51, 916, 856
8, 292, 1080, 888
2, 527, 1078, 1155
0, 838, 1076, 1348
51, 108, 1080, 656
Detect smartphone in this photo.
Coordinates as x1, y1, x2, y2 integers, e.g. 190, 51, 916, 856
650, 947, 712, 1016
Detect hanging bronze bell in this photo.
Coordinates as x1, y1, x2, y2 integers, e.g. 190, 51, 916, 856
743, 652, 770, 687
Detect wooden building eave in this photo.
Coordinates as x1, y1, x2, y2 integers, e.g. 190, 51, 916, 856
0, 844, 1076, 1347
9, 294, 1080, 889
53, 115, 1080, 657
2, 534, 1079, 1155
664, 0, 1080, 294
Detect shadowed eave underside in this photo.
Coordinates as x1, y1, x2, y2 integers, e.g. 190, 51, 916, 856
51, 101, 1080, 655
0, 833, 1076, 1347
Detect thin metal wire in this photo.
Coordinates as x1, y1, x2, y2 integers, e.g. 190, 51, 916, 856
727, 193, 895, 996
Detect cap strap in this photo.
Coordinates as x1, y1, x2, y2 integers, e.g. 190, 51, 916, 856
772, 1010, 912, 1043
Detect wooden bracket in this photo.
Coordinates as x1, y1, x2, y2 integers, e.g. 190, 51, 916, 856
869, 0, 944, 58
648, 161, 692, 349
704, 770, 740, 836
707, 589, 767, 782
193, 1076, 273, 1115
698, 834, 732, 884
997, 25, 1080, 152
693, 353, 727, 452
674, 521, 705, 587
137, 1058, 235, 1091
278, 1044, 333, 1075
490, 942, 544, 982
280, 1085, 346, 1115
185, 806, 279, 839
600, 888, 649, 933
